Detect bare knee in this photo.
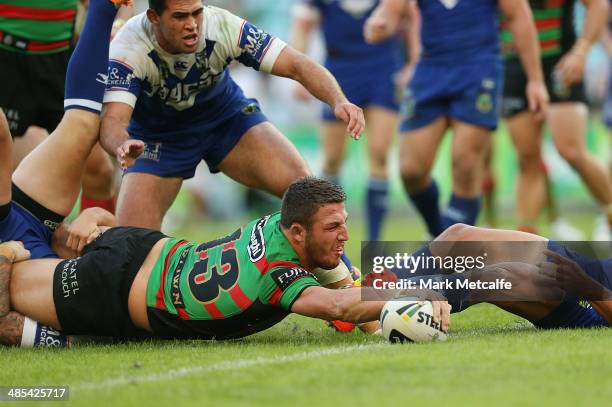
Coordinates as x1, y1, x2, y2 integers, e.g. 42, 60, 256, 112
437, 223, 473, 241
400, 159, 429, 191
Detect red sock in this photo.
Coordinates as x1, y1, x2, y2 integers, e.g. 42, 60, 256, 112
80, 196, 116, 214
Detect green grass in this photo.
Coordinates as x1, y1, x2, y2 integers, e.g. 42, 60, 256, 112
1, 215, 610, 406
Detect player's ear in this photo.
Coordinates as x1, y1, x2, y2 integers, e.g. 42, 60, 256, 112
146, 8, 160, 25
289, 223, 306, 244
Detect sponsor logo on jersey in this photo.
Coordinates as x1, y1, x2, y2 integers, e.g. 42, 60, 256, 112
248, 216, 269, 262
239, 21, 273, 65
271, 267, 314, 291
106, 60, 136, 91
171, 245, 193, 312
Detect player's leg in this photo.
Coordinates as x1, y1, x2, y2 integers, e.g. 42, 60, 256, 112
548, 102, 612, 231
442, 120, 490, 228
81, 143, 117, 213
320, 121, 348, 184
217, 122, 311, 197
9, 259, 62, 330
506, 111, 546, 232
116, 173, 183, 229
365, 106, 397, 241
399, 117, 448, 237
10, 127, 49, 172
11, 0, 121, 217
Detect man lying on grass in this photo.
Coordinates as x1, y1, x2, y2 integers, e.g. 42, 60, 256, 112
0, 178, 609, 347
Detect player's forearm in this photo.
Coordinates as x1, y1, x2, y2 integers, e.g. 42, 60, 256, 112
576, 0, 610, 55
100, 114, 130, 156
0, 255, 13, 317
365, 0, 406, 43
405, 1, 421, 65
334, 288, 386, 323
507, 7, 545, 83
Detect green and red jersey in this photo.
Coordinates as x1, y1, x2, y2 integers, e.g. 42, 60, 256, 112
146, 213, 321, 339
0, 0, 77, 54
501, 0, 577, 60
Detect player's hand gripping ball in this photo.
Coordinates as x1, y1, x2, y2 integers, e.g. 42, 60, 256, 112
380, 300, 448, 343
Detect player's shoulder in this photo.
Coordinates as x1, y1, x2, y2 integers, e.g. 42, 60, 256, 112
111, 13, 154, 54
203, 5, 243, 29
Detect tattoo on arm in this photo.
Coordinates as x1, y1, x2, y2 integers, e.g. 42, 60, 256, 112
0, 255, 12, 317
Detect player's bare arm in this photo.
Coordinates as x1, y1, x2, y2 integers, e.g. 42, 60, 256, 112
364, 0, 408, 44
100, 102, 144, 169
555, 0, 609, 86
396, 0, 421, 88
500, 0, 549, 119
0, 110, 12, 206
271, 46, 365, 140
290, 5, 319, 101
291, 285, 451, 332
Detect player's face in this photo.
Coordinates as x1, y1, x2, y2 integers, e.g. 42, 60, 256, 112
151, 0, 204, 54
305, 203, 349, 270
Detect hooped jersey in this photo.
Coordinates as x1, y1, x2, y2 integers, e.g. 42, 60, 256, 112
146, 213, 321, 340
501, 0, 577, 60
103, 6, 287, 135
0, 0, 77, 54
417, 0, 500, 64
294, 0, 402, 67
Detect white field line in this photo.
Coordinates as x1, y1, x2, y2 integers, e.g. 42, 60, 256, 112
73, 342, 386, 393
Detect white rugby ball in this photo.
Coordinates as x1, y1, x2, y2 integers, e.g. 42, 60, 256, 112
380, 299, 448, 343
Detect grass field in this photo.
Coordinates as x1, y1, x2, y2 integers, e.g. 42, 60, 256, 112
1, 214, 610, 406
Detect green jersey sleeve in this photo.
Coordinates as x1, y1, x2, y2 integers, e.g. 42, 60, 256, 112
260, 266, 321, 310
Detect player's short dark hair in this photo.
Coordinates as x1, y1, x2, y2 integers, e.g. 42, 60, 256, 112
148, 0, 166, 14
280, 177, 346, 230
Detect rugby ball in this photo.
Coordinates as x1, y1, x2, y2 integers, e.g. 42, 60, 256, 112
379, 299, 448, 343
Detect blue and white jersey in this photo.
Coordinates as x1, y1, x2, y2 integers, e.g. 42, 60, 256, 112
103, 6, 286, 137
294, 0, 402, 69
417, 0, 500, 64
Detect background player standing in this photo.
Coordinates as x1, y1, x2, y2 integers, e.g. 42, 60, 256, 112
365, 0, 549, 237
501, 0, 611, 240
291, 0, 420, 241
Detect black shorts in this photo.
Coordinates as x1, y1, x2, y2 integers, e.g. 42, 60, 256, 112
502, 56, 586, 118
52, 227, 166, 338
0, 48, 70, 137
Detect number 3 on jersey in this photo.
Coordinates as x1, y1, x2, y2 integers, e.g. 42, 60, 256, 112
187, 234, 241, 304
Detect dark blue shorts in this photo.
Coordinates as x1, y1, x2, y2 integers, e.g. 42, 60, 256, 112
322, 63, 400, 121
127, 98, 268, 179
0, 185, 62, 259
400, 60, 503, 132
